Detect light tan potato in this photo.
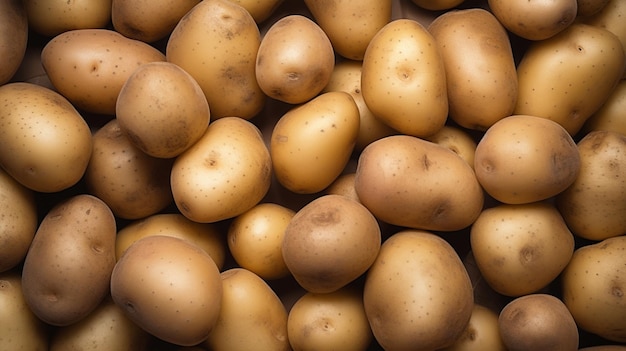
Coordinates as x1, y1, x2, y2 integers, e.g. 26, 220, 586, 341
85, 119, 174, 220
112, 0, 200, 43
470, 202, 575, 297
229, 0, 284, 23
116, 61, 210, 158
270, 91, 360, 194
513, 23, 625, 136
364, 230, 474, 350
581, 0, 626, 78
171, 117, 272, 223
21, 195, 117, 326
0, 0, 28, 85
41, 29, 166, 116
355, 135, 484, 231
428, 8, 518, 131
441, 304, 506, 351
361, 18, 448, 137
256, 14, 335, 104
556, 130, 626, 240
325, 172, 360, 203
488, 0, 577, 40
203, 268, 290, 351
423, 125, 477, 170
0, 82, 92, 193
24, 0, 112, 37
166, 0, 265, 119
474, 115, 580, 204
582, 79, 626, 135
498, 294, 579, 351
304, 0, 392, 60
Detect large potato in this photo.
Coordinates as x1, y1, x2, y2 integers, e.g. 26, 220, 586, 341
361, 18, 448, 137
0, 0, 28, 85
166, 0, 265, 119
24, 0, 112, 37
0, 82, 92, 193
488, 0, 577, 40
364, 230, 474, 351
355, 135, 484, 231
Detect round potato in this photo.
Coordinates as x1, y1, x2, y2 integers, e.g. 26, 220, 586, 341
488, 0, 577, 40
441, 304, 506, 351
24, 0, 112, 37
423, 125, 477, 170
325, 172, 360, 203
0, 0, 28, 85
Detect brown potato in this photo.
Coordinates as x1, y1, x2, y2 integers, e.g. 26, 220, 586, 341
0, 0, 28, 85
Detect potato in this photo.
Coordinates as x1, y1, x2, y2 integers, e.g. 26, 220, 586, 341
166, 0, 265, 119
355, 134, 484, 231
0, 0, 28, 85
281, 194, 381, 293
41, 29, 166, 116
361, 18, 448, 137
112, 0, 200, 43
287, 287, 373, 351
0, 82, 92, 193
304, 0, 392, 60
21, 194, 117, 326
513, 23, 625, 136
85, 119, 174, 220
49, 296, 150, 351
556, 131, 626, 240
410, 0, 465, 11
576, 0, 610, 17
0, 168, 37, 273
322, 59, 397, 151
111, 235, 223, 346
441, 304, 506, 351
498, 294, 579, 351
428, 8, 518, 131
0, 271, 49, 351
24, 0, 112, 37
227, 203, 294, 280
171, 117, 272, 223
470, 202, 575, 297
256, 14, 335, 104
325, 172, 360, 203
116, 61, 210, 158
423, 125, 477, 170
228, 0, 284, 23
202, 268, 290, 351
115, 213, 227, 270
473, 115, 580, 204
364, 230, 474, 351
270, 91, 359, 194
582, 79, 626, 135
581, 0, 626, 78
488, 0, 577, 40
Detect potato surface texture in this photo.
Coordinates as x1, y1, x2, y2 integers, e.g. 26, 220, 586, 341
488, 0, 577, 40
24, 0, 111, 37
0, 0, 28, 85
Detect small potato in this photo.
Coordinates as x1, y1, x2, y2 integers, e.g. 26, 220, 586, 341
441, 304, 506, 351
0, 0, 28, 85
582, 79, 626, 135
424, 125, 477, 170
116, 61, 210, 158
256, 14, 335, 104
576, 0, 610, 17
474, 115, 580, 204
24, 0, 112, 37
21, 195, 117, 326
410, 0, 465, 11
85, 119, 174, 220
41, 29, 166, 116
229, 0, 284, 23
361, 18, 448, 137
488, 0, 577, 40
325, 173, 360, 203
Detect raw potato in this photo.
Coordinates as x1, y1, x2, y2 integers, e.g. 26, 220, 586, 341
24, 0, 112, 37
166, 0, 265, 119
21, 195, 117, 326
0, 0, 28, 85
473, 115, 580, 204
441, 304, 506, 351
270, 91, 360, 194
171, 117, 272, 223
112, 0, 201, 43
488, 0, 577, 40
85, 119, 174, 220
202, 268, 290, 351
0, 168, 37, 273
576, 0, 610, 17
581, 0, 626, 78
41, 29, 166, 115
556, 131, 626, 240
0, 271, 49, 351
470, 202, 575, 297
281, 194, 381, 293
256, 14, 335, 104
498, 294, 579, 351
304, 0, 392, 60
513, 23, 625, 136
355, 135, 484, 231
230, 0, 284, 23
364, 230, 474, 351
116, 61, 210, 159
287, 287, 373, 351
361, 18, 448, 137
325, 173, 360, 203
424, 125, 477, 170
111, 235, 223, 346
411, 0, 465, 10
428, 8, 518, 131
583, 79, 626, 135
0, 82, 92, 193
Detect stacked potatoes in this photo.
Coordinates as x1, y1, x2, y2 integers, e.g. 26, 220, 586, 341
0, 0, 625, 350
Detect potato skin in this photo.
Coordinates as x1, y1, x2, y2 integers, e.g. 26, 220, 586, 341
0, 0, 28, 85
488, 0, 577, 40
21, 194, 117, 326
24, 0, 112, 37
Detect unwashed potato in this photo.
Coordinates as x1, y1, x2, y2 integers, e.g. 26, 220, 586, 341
0, 0, 28, 85
488, 0, 577, 40
24, 0, 112, 37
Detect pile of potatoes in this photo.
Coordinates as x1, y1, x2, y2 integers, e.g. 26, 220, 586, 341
1, 0, 625, 350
